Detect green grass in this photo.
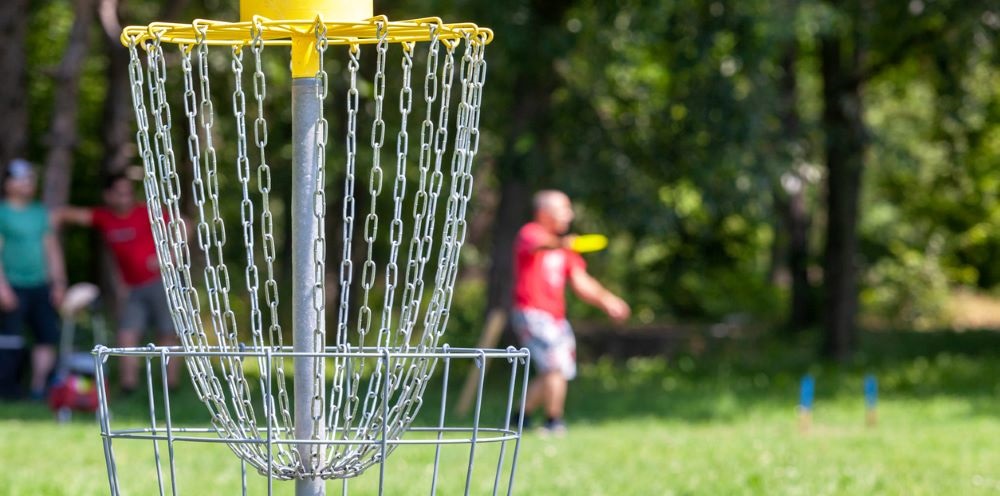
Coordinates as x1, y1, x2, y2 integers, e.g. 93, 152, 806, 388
1, 330, 998, 495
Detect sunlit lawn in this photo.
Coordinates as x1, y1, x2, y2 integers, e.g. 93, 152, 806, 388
1, 330, 998, 495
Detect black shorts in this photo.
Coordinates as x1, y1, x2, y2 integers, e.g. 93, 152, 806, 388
0, 284, 60, 346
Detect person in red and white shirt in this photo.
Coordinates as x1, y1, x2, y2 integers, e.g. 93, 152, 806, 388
512, 190, 629, 434
57, 173, 179, 393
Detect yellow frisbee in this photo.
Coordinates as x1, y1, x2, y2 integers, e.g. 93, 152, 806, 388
570, 234, 608, 253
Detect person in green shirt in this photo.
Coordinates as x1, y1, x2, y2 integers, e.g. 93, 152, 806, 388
0, 159, 66, 400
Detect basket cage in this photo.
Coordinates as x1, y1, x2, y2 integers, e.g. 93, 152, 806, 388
94, 346, 529, 494
96, 14, 527, 495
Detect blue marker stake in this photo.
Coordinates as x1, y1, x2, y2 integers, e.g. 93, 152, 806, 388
864, 374, 878, 427
799, 375, 815, 410
799, 375, 814, 431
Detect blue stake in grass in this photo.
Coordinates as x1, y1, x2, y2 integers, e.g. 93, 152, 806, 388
798, 374, 814, 432
864, 374, 878, 427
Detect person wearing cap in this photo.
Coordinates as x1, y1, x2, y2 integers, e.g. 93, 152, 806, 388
57, 172, 179, 393
0, 159, 67, 400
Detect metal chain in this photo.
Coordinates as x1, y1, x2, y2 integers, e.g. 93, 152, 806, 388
145, 35, 251, 450
178, 31, 262, 464
178, 41, 218, 404
418, 39, 457, 348
357, 20, 391, 445
393, 34, 488, 438
307, 18, 330, 476
249, 21, 296, 468
375, 40, 416, 438
379, 40, 414, 353
357, 21, 389, 345
436, 35, 486, 336
191, 27, 238, 435
226, 42, 267, 449
178, 41, 214, 357
325, 41, 367, 474
398, 24, 442, 343
338, 42, 362, 441
124, 22, 492, 480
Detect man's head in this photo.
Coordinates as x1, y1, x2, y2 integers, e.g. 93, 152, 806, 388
103, 173, 136, 213
533, 190, 574, 235
3, 158, 38, 201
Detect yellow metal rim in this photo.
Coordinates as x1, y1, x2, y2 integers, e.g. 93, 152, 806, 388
120, 15, 494, 49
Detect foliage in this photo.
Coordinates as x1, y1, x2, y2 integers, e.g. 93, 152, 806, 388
13, 0, 1000, 342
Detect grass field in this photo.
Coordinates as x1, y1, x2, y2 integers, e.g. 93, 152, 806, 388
1, 330, 998, 495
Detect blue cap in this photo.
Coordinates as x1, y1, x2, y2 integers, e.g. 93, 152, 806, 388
6, 158, 35, 180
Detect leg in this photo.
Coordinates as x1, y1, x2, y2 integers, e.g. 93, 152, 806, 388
522, 370, 567, 418
25, 285, 60, 397
541, 371, 568, 420
512, 309, 566, 422
523, 374, 547, 414
29, 344, 56, 395
117, 328, 141, 390
118, 283, 150, 391
148, 279, 180, 388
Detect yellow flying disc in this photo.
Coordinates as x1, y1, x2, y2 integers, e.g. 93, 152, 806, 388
570, 234, 608, 253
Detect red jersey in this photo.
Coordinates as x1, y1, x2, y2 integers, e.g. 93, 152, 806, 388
513, 222, 585, 319
92, 205, 161, 287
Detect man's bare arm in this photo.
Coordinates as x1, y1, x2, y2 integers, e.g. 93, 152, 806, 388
43, 232, 66, 307
568, 266, 630, 322
54, 206, 95, 227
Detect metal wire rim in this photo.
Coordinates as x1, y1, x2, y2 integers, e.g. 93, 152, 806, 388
120, 15, 494, 48
101, 426, 521, 445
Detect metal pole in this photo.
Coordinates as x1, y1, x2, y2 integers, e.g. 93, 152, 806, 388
292, 76, 325, 496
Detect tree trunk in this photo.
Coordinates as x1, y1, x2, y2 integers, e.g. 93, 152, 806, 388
42, 0, 97, 208
485, 176, 530, 312
0, 0, 30, 170
484, 83, 555, 314
820, 31, 865, 361
482, 0, 575, 316
786, 179, 812, 330
776, 29, 815, 332
98, 0, 133, 176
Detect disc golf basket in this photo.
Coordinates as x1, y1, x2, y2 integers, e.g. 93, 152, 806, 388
93, 1, 529, 494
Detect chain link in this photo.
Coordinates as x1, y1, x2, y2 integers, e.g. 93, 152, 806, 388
250, 21, 296, 455
339, 44, 363, 440
305, 17, 331, 476
419, 38, 458, 348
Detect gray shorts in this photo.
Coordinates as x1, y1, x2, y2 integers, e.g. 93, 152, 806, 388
121, 279, 175, 336
511, 308, 576, 380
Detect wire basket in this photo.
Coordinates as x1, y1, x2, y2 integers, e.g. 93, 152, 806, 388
94, 345, 529, 495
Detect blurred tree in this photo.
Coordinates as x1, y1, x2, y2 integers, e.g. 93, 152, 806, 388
13, 0, 1000, 356
96, 0, 133, 176
818, 0, 997, 359
0, 0, 30, 170
42, 0, 97, 208
773, 0, 817, 333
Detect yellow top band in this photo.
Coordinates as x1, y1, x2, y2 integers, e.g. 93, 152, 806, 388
121, 16, 492, 77
240, 0, 372, 22
120, 16, 493, 49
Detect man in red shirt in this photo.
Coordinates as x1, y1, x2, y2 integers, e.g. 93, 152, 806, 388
58, 173, 179, 392
512, 190, 630, 434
